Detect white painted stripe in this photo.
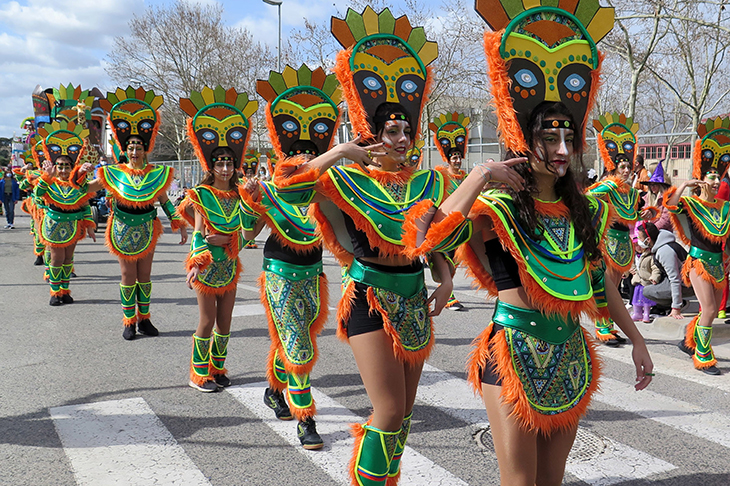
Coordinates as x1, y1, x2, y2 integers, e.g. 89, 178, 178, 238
50, 397, 210, 486
597, 343, 730, 393
226, 381, 469, 486
596, 377, 730, 449
237, 283, 261, 293
418, 364, 676, 485
232, 303, 266, 316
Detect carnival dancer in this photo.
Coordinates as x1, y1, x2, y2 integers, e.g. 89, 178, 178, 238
242, 148, 261, 249
587, 113, 649, 345
430, 112, 471, 310
417, 2, 654, 484
274, 7, 469, 484
88, 87, 187, 340
668, 116, 730, 376
177, 87, 258, 392
242, 64, 343, 449
35, 120, 96, 305
15, 137, 46, 265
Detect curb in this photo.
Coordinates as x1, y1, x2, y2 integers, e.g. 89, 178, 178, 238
634, 315, 730, 343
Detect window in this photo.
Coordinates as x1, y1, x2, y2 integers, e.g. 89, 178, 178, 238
673, 170, 678, 177
641, 145, 666, 160
670, 144, 691, 159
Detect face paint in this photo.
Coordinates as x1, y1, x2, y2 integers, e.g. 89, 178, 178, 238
38, 119, 88, 166
532, 118, 574, 179
99, 87, 164, 157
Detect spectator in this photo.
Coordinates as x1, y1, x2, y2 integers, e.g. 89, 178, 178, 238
1, 166, 20, 229
631, 235, 660, 323
639, 160, 672, 231
632, 154, 648, 190
640, 222, 689, 319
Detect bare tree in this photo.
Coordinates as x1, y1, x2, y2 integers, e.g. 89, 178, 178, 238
105, 1, 275, 160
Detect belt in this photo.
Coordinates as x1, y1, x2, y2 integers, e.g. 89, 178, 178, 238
44, 207, 86, 222
492, 300, 579, 345
113, 205, 157, 226
689, 246, 722, 266
263, 257, 323, 281
347, 258, 424, 298
607, 227, 630, 241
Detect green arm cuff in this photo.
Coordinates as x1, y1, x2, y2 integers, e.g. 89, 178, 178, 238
162, 199, 179, 220
431, 219, 473, 253
186, 231, 213, 271
239, 199, 261, 231
273, 180, 317, 206
83, 205, 93, 222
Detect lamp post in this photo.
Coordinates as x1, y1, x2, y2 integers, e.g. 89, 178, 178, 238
262, 0, 282, 71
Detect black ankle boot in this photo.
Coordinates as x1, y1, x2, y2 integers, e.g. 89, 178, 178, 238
137, 319, 159, 336
297, 417, 324, 450
123, 325, 136, 341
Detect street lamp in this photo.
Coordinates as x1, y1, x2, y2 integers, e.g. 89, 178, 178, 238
262, 0, 282, 71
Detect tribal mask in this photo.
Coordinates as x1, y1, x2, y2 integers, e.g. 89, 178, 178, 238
331, 6, 438, 140
405, 139, 425, 168
429, 112, 470, 162
47, 83, 95, 124
242, 148, 260, 175
475, 0, 614, 152
38, 120, 88, 165
257, 64, 341, 160
593, 113, 639, 172
266, 149, 278, 172
99, 86, 164, 153
180, 87, 257, 172
694, 116, 730, 179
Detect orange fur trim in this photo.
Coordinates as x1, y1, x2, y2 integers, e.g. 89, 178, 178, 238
336, 279, 357, 343
433, 132, 448, 163
468, 199, 599, 318
39, 177, 93, 211
190, 363, 214, 387
364, 165, 416, 186
311, 203, 354, 267
694, 354, 718, 369
271, 155, 320, 188
484, 30, 529, 154
105, 215, 163, 260
98, 164, 174, 208
259, 272, 329, 377
175, 197, 195, 227
366, 287, 434, 365
456, 239, 499, 295
265, 342, 287, 392
682, 257, 724, 290
185, 250, 213, 272
289, 400, 317, 422
122, 316, 137, 327
169, 218, 186, 232
596, 134, 615, 172
186, 117, 210, 172
534, 198, 570, 218
642, 205, 661, 222
681, 197, 728, 245
489, 326, 601, 434
265, 103, 286, 162
585, 52, 604, 146
466, 322, 495, 395
692, 139, 702, 180
405, 202, 466, 259
401, 199, 434, 257
335, 48, 373, 140
349, 420, 369, 486
191, 256, 241, 296
684, 314, 699, 350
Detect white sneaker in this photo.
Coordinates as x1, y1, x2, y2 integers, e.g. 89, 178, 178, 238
8, 224, 14, 229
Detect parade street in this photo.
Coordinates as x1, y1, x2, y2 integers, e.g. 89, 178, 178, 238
1, 211, 729, 486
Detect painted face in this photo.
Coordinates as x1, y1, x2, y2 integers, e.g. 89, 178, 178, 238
55, 156, 74, 179
271, 88, 338, 157
125, 138, 146, 165
437, 122, 467, 161
501, 10, 597, 138
192, 103, 249, 170
531, 117, 574, 179
448, 152, 462, 169
110, 99, 158, 150
602, 124, 636, 169
351, 35, 427, 135
700, 128, 730, 179
379, 120, 412, 165
45, 130, 84, 165
704, 169, 721, 195
212, 156, 235, 182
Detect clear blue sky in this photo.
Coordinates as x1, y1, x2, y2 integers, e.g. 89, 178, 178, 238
0, 0, 450, 139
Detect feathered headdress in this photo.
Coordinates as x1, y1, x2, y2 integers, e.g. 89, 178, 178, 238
38, 119, 89, 166
98, 86, 164, 155
179, 86, 258, 172
257, 64, 341, 161
266, 148, 278, 172
693, 116, 730, 179
331, 6, 438, 140
429, 112, 470, 162
47, 83, 95, 123
593, 112, 639, 172
475, 0, 614, 152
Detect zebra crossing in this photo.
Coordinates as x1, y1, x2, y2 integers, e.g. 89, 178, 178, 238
48, 347, 729, 486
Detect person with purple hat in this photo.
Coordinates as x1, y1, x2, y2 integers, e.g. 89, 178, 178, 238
640, 160, 673, 232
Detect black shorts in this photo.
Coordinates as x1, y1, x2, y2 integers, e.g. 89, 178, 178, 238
480, 323, 503, 386
346, 282, 386, 337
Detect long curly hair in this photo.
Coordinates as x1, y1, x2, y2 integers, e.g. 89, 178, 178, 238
199, 147, 240, 189
506, 102, 601, 262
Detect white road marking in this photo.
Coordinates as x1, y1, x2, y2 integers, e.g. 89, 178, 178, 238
418, 364, 676, 485
232, 303, 266, 316
226, 381, 469, 486
50, 397, 210, 486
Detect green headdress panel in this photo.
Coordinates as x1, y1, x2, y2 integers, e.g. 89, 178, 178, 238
99, 86, 164, 154
47, 83, 95, 123
331, 6, 438, 140
694, 116, 730, 179
475, 0, 614, 152
179, 86, 258, 172
593, 112, 639, 172
257, 64, 341, 161
38, 120, 89, 166
429, 112, 470, 162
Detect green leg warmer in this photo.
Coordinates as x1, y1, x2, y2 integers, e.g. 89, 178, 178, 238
120, 283, 137, 326
136, 281, 151, 319
693, 324, 717, 368
387, 412, 412, 483
209, 330, 229, 376
61, 264, 73, 293
352, 424, 399, 486
48, 265, 63, 296
190, 334, 212, 385
287, 373, 314, 420
594, 316, 616, 341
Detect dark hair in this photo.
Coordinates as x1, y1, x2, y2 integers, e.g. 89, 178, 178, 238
372, 102, 413, 144
199, 147, 239, 189
506, 101, 601, 262
637, 221, 658, 242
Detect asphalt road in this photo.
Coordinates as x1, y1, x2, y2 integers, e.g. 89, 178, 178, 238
1, 210, 729, 486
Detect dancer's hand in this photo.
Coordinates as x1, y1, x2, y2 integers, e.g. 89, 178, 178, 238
475, 157, 527, 192
243, 177, 260, 200
336, 134, 386, 173
179, 225, 188, 245
86, 225, 96, 242
186, 267, 199, 289
427, 280, 453, 317
632, 341, 654, 390
669, 308, 683, 319
79, 162, 93, 174
205, 233, 231, 247
42, 160, 56, 178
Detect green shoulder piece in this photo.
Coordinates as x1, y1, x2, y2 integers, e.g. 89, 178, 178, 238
587, 179, 639, 222
683, 197, 730, 238
260, 181, 320, 247
238, 196, 260, 232
326, 166, 445, 245
43, 181, 89, 207
191, 186, 244, 234
586, 194, 611, 236
101, 165, 173, 203
274, 179, 317, 206
479, 190, 593, 302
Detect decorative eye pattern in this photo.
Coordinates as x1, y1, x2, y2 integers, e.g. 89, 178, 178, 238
49, 145, 62, 153
229, 130, 243, 140
440, 138, 450, 146
721, 154, 730, 163
456, 136, 465, 144
623, 142, 634, 151
139, 121, 153, 130
116, 121, 130, 129
202, 131, 217, 141
363, 76, 382, 90
282, 120, 298, 132
605, 141, 618, 150
564, 74, 586, 92
704, 150, 714, 159
515, 69, 538, 88
400, 79, 418, 94
313, 122, 329, 134
68, 145, 81, 153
